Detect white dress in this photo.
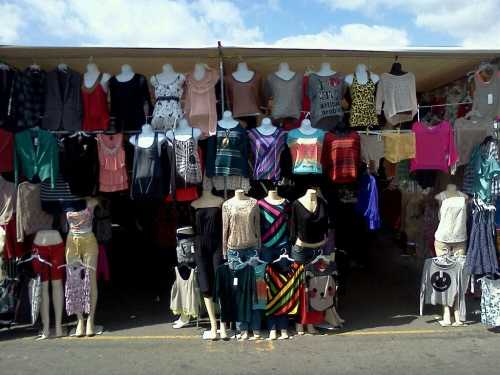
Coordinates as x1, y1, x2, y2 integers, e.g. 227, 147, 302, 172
151, 74, 185, 130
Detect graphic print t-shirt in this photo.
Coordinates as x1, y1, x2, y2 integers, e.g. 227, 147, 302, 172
308, 73, 345, 130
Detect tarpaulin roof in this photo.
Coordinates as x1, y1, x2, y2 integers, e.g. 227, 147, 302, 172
1, 46, 499, 92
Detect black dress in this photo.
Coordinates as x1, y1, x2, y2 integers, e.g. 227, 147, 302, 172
193, 206, 223, 296
109, 74, 152, 131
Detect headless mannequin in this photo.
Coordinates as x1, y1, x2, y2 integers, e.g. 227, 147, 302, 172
73, 198, 99, 337
150, 63, 179, 86
256, 117, 276, 136
116, 64, 135, 82
434, 183, 467, 327
232, 62, 255, 83
316, 62, 335, 77
129, 124, 166, 147
389, 61, 406, 76
166, 117, 202, 142
345, 64, 380, 86
275, 62, 295, 81
193, 63, 206, 81
83, 63, 111, 91
33, 230, 64, 340
218, 111, 239, 129
191, 191, 224, 340
298, 118, 317, 135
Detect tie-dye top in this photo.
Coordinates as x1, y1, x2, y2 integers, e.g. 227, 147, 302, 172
248, 128, 286, 182
286, 128, 326, 175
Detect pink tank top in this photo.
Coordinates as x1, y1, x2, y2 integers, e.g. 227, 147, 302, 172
97, 133, 128, 192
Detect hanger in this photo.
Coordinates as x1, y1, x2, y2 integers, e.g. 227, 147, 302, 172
311, 250, 329, 265
248, 254, 266, 266
272, 248, 294, 263
58, 260, 96, 272
18, 254, 52, 267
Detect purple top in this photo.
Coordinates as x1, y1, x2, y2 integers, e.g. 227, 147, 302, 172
356, 174, 380, 231
248, 127, 286, 182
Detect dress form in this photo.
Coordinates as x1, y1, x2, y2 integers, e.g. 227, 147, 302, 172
275, 62, 295, 81
298, 118, 316, 135
218, 111, 239, 129
116, 64, 135, 82
345, 64, 380, 85
167, 118, 202, 142
33, 230, 64, 339
84, 63, 111, 91
234, 189, 249, 200
256, 117, 276, 136
193, 63, 206, 81
130, 124, 166, 148
316, 62, 335, 77
264, 190, 285, 205
151, 63, 178, 85
232, 62, 255, 83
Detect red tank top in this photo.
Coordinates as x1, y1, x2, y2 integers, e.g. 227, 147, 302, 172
82, 73, 110, 131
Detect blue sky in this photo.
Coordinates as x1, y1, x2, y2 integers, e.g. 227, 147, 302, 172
1, 0, 498, 49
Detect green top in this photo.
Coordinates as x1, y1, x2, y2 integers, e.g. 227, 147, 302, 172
15, 128, 59, 188
469, 144, 500, 202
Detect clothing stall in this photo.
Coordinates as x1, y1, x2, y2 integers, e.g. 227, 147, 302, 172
1, 45, 500, 340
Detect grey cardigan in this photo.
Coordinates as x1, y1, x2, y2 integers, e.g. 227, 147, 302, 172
42, 68, 83, 131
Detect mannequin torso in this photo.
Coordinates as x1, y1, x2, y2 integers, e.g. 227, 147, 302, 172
116, 64, 135, 82
232, 62, 255, 83
218, 111, 239, 129
435, 184, 467, 204
130, 124, 166, 147
345, 64, 380, 85
298, 119, 317, 135
151, 64, 179, 85
316, 62, 335, 77
167, 118, 202, 141
84, 63, 111, 92
191, 189, 224, 209
275, 62, 295, 81
34, 230, 63, 246
193, 63, 206, 81
265, 190, 285, 206
234, 189, 249, 201
256, 117, 277, 136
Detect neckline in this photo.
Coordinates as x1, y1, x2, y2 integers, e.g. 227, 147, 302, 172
156, 73, 181, 86
296, 127, 319, 137
273, 71, 297, 81
82, 73, 102, 92
115, 73, 136, 84
231, 71, 256, 84
418, 121, 444, 131
296, 199, 319, 214
255, 126, 279, 137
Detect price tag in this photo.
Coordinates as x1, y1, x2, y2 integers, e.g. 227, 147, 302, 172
488, 93, 493, 105
191, 245, 195, 254
233, 277, 238, 286
33, 137, 39, 147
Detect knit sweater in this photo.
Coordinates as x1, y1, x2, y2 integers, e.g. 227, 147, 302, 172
222, 197, 261, 256
375, 73, 417, 125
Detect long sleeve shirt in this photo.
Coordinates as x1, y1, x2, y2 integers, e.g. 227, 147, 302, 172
375, 72, 417, 125
420, 257, 470, 321
222, 197, 260, 256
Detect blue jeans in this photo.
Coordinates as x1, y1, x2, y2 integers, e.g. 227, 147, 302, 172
291, 245, 323, 264
227, 247, 258, 270
267, 315, 289, 330
237, 309, 262, 332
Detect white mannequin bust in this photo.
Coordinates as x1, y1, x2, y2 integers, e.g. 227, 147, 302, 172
345, 64, 380, 86
265, 190, 285, 206
232, 62, 255, 83
234, 189, 249, 201
151, 63, 179, 85
166, 118, 202, 142
275, 62, 295, 81
129, 124, 166, 148
84, 63, 111, 92
256, 117, 277, 136
316, 62, 335, 77
218, 111, 239, 129
191, 189, 224, 209
298, 118, 316, 135
116, 64, 135, 82
193, 63, 207, 81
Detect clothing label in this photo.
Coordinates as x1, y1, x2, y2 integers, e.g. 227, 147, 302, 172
191, 245, 195, 254
33, 137, 38, 147
488, 94, 494, 105
233, 277, 238, 286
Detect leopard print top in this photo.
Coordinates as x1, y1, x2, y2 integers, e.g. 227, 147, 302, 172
349, 73, 378, 127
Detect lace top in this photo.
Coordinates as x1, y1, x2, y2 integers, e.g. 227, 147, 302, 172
67, 207, 94, 235
151, 74, 185, 130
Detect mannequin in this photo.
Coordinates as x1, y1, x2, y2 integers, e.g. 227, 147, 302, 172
256, 117, 276, 136
167, 117, 202, 142
345, 64, 380, 86
435, 184, 467, 202
150, 63, 178, 86
316, 62, 335, 77
33, 230, 64, 339
265, 190, 285, 206
275, 62, 295, 81
232, 62, 255, 83
193, 63, 207, 81
116, 64, 135, 82
298, 118, 317, 135
129, 124, 166, 147
218, 111, 239, 129
83, 63, 111, 91
57, 63, 68, 72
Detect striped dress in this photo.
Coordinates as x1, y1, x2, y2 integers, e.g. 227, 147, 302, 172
265, 261, 304, 317
248, 128, 286, 182
258, 199, 289, 250
206, 124, 249, 177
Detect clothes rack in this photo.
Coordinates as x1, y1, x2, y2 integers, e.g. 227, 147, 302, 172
417, 101, 473, 121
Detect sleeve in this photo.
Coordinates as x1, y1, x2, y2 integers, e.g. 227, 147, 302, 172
457, 264, 469, 322
410, 73, 418, 115
321, 132, 332, 172
262, 76, 273, 112
289, 202, 297, 245
280, 141, 293, 179
447, 124, 458, 173
77, 74, 83, 121
140, 75, 153, 117
16, 185, 24, 243
205, 135, 216, 177
242, 130, 250, 178
254, 203, 261, 249
419, 259, 429, 316
50, 139, 58, 189
90, 139, 99, 194
306, 75, 315, 103
13, 136, 19, 187
375, 77, 384, 115
222, 203, 230, 258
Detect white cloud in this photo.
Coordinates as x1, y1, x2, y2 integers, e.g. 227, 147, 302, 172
271, 24, 409, 49
0, 3, 24, 43
9, 0, 262, 47
318, 0, 500, 47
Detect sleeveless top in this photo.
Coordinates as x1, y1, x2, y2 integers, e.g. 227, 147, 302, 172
472, 71, 500, 121
170, 267, 200, 318
151, 74, 185, 131
81, 73, 110, 131
131, 133, 164, 200
67, 206, 94, 235
65, 264, 91, 316
97, 133, 128, 192
349, 72, 378, 127
172, 128, 202, 185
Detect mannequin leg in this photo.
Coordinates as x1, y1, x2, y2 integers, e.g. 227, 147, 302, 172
38, 281, 50, 339
325, 307, 345, 327
51, 280, 64, 337
306, 324, 318, 334
203, 297, 218, 339
439, 306, 452, 326
452, 306, 464, 326
219, 321, 228, 340
86, 270, 98, 336
296, 323, 305, 335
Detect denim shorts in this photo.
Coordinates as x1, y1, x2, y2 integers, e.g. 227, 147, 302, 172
227, 247, 258, 270
291, 245, 322, 264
